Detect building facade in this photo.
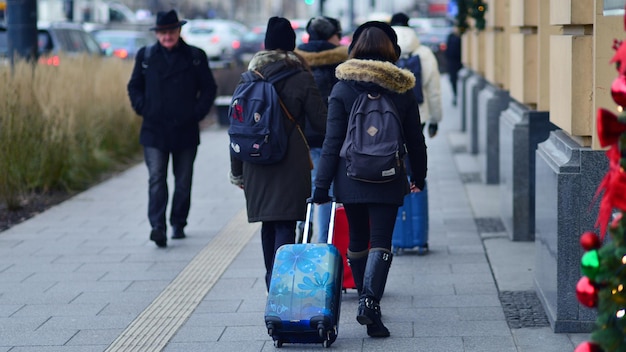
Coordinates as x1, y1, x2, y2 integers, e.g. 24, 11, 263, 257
458, 0, 620, 333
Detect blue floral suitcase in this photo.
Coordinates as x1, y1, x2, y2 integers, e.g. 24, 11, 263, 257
265, 202, 343, 348
392, 181, 429, 254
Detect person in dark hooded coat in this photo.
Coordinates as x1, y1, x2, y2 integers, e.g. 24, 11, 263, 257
311, 21, 427, 338
294, 16, 349, 243
229, 17, 327, 291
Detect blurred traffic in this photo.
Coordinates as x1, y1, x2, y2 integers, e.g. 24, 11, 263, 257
0, 21, 103, 66
180, 19, 248, 68
233, 25, 266, 67
407, 17, 452, 73
92, 29, 153, 59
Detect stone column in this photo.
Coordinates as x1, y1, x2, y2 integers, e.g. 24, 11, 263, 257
457, 68, 472, 132
464, 73, 486, 154
499, 101, 556, 241
477, 83, 509, 184
534, 130, 607, 333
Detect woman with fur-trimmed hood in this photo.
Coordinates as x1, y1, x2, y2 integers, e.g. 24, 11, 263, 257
311, 21, 427, 338
229, 17, 327, 291
294, 16, 349, 243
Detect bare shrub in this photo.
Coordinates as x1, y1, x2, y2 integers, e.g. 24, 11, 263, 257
0, 55, 141, 209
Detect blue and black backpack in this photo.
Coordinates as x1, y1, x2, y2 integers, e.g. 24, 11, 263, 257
396, 53, 424, 104
228, 69, 299, 164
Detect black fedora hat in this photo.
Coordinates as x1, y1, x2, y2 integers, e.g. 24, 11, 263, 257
150, 10, 187, 31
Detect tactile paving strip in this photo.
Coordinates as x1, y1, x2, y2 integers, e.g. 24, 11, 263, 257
474, 217, 506, 233
105, 209, 260, 352
459, 172, 482, 184
499, 290, 550, 328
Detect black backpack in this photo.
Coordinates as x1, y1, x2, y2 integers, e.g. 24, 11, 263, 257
396, 53, 424, 104
340, 91, 406, 183
228, 69, 300, 164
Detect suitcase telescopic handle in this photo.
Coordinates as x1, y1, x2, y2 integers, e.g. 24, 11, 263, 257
302, 200, 337, 244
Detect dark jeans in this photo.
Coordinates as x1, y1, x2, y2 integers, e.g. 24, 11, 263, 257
262, 220, 296, 290
144, 146, 197, 231
343, 203, 398, 252
449, 68, 460, 99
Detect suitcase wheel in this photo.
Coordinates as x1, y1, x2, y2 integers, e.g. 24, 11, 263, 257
321, 328, 335, 348
274, 339, 283, 348
318, 326, 325, 339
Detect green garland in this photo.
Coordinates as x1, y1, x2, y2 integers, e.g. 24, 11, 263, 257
455, 0, 488, 34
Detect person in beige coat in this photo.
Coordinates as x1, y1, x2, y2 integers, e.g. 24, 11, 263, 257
391, 13, 443, 138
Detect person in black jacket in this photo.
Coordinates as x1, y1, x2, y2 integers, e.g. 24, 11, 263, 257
311, 21, 427, 338
127, 10, 217, 248
294, 16, 348, 243
445, 26, 462, 106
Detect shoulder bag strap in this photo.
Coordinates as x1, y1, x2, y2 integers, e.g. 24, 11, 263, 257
277, 97, 313, 169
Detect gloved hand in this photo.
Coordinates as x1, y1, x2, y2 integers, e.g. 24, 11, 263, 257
311, 187, 331, 204
229, 171, 244, 189
428, 123, 438, 138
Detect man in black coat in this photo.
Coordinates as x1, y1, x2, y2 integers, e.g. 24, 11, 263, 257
127, 10, 217, 248
445, 26, 462, 106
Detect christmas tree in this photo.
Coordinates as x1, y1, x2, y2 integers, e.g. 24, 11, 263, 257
575, 18, 626, 352
454, 0, 488, 34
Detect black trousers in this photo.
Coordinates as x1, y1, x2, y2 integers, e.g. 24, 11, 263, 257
261, 220, 296, 290
343, 203, 398, 252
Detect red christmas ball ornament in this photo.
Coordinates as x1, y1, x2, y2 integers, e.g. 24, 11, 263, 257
575, 341, 603, 352
611, 75, 626, 107
611, 212, 623, 230
580, 231, 601, 251
576, 276, 598, 308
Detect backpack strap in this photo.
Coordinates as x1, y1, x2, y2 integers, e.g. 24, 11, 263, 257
266, 68, 299, 84
189, 46, 204, 67
141, 44, 156, 73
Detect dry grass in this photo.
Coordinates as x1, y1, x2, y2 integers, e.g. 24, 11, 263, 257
0, 55, 141, 210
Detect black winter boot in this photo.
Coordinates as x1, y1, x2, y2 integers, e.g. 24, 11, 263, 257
357, 248, 392, 338
347, 249, 368, 294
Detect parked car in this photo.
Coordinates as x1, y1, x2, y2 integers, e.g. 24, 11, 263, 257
180, 19, 248, 65
409, 17, 451, 34
0, 22, 103, 66
92, 29, 154, 59
233, 25, 265, 66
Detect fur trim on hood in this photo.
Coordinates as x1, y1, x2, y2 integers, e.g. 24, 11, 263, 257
294, 46, 348, 67
248, 50, 302, 71
392, 25, 421, 57
335, 59, 415, 94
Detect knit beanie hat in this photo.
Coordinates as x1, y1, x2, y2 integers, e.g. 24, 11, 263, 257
306, 16, 342, 41
264, 17, 296, 51
390, 12, 410, 27
349, 21, 401, 58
